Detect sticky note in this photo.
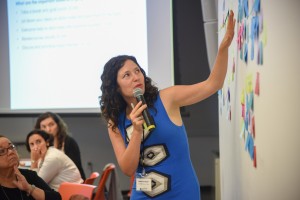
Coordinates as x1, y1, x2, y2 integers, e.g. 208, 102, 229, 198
253, 146, 257, 168
255, 72, 260, 95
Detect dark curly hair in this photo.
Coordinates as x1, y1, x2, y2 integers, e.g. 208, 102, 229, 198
99, 55, 159, 132
25, 129, 54, 152
34, 112, 68, 150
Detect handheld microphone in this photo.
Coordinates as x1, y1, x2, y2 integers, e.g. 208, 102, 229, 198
133, 88, 156, 132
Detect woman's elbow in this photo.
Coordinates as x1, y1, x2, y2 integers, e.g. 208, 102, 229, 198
124, 170, 135, 177
119, 164, 136, 177
206, 78, 224, 92
209, 82, 223, 94
121, 168, 135, 177
216, 82, 224, 90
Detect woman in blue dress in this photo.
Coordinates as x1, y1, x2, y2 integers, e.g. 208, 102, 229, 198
99, 11, 235, 199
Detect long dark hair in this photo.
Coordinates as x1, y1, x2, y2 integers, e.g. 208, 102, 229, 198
99, 55, 159, 132
34, 112, 68, 150
25, 129, 54, 152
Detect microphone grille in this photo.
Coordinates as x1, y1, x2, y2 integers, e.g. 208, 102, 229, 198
133, 88, 143, 97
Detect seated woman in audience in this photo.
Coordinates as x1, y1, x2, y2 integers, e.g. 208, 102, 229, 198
0, 134, 61, 200
34, 112, 86, 180
26, 129, 83, 191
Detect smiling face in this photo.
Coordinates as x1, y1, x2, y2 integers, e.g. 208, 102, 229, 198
117, 59, 145, 102
0, 137, 19, 169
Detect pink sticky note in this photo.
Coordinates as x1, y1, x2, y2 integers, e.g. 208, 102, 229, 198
237, 23, 244, 50
255, 72, 260, 95
241, 104, 245, 119
252, 116, 255, 138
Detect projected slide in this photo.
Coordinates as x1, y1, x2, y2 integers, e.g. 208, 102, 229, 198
7, 0, 148, 110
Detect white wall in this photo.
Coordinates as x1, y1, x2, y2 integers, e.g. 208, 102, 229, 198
218, 0, 300, 200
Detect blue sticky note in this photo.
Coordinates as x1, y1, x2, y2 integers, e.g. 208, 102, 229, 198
253, 0, 261, 13
244, 0, 249, 18
252, 16, 259, 40
245, 131, 250, 150
240, 43, 243, 60
218, 90, 222, 98
243, 42, 248, 63
238, 0, 244, 22
240, 121, 245, 138
244, 22, 248, 41
248, 135, 254, 159
247, 92, 253, 111
251, 38, 254, 60
244, 111, 249, 129
250, 16, 258, 61
249, 92, 254, 111
259, 41, 263, 65
227, 88, 230, 103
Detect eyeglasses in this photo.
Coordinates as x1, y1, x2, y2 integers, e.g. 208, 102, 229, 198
0, 144, 16, 156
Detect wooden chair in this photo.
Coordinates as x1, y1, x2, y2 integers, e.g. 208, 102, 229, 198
84, 172, 100, 185
58, 182, 96, 200
93, 163, 116, 200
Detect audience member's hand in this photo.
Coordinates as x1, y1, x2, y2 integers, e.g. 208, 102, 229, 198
31, 145, 47, 163
12, 165, 31, 192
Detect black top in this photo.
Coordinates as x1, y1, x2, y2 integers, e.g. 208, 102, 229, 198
0, 169, 61, 200
64, 135, 86, 180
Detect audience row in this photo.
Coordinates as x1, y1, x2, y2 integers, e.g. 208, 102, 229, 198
0, 112, 87, 200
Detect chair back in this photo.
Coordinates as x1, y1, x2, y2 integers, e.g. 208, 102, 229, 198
58, 182, 96, 200
84, 172, 100, 185
93, 163, 116, 200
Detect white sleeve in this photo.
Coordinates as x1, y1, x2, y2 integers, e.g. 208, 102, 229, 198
37, 150, 62, 183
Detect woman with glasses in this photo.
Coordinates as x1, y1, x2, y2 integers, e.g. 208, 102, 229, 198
0, 134, 61, 200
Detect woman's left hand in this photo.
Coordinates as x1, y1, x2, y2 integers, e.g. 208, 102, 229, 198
219, 10, 236, 50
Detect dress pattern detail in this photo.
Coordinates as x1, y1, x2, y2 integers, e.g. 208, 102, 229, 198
142, 144, 169, 167
143, 170, 170, 198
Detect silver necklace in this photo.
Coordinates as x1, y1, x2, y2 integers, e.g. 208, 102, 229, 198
0, 184, 24, 200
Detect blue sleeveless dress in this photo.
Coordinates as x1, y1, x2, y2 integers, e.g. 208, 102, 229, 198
118, 93, 200, 199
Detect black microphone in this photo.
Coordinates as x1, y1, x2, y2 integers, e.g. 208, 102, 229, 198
133, 88, 156, 132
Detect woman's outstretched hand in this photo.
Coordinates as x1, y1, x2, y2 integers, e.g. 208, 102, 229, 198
219, 10, 236, 50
